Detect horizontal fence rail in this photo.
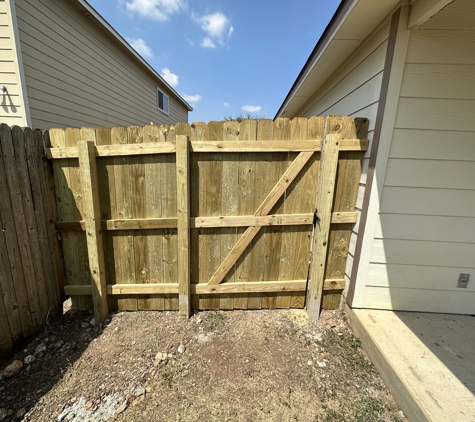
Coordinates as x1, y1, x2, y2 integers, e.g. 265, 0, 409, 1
46, 117, 368, 321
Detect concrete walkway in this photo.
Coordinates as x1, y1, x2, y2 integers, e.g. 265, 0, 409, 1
347, 307, 475, 422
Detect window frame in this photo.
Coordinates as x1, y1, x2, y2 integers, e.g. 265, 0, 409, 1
157, 88, 169, 115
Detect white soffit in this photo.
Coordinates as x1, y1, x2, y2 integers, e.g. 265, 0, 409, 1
277, 0, 401, 118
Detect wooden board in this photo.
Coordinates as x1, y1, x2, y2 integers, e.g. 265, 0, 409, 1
77, 137, 108, 322
323, 117, 368, 310
45, 118, 363, 313
307, 117, 342, 320
0, 125, 42, 332
259, 119, 285, 309
141, 124, 164, 310
112, 126, 136, 310
234, 119, 257, 309
176, 135, 190, 316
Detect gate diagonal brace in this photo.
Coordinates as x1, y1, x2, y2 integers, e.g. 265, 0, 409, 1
207, 151, 315, 286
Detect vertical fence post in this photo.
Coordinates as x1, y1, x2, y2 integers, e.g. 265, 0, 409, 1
307, 119, 341, 321
78, 137, 109, 323
176, 135, 191, 317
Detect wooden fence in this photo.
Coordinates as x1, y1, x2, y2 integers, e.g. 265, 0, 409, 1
46, 116, 368, 322
0, 124, 64, 365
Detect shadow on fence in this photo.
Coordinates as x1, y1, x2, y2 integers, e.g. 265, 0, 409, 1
0, 124, 64, 365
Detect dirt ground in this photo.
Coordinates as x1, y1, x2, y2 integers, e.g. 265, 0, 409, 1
0, 304, 406, 422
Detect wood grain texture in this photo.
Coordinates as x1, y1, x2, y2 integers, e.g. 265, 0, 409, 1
307, 116, 342, 320
161, 124, 179, 311
207, 149, 314, 286
49, 128, 84, 310
112, 126, 136, 310
0, 125, 42, 332
129, 126, 149, 310
323, 117, 368, 310
176, 135, 190, 316
45, 118, 363, 313
219, 121, 240, 310
77, 137, 108, 322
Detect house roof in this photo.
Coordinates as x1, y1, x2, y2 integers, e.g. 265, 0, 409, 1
274, 0, 400, 119
76, 0, 193, 112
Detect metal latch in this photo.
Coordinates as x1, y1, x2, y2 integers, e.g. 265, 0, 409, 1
313, 209, 320, 228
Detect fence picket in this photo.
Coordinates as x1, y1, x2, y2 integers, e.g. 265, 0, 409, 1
176, 135, 191, 317
15, 118, 365, 319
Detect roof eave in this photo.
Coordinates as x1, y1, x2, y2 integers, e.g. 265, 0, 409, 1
76, 0, 193, 112
274, 0, 358, 120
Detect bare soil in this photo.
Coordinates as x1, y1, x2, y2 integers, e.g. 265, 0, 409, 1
0, 306, 406, 422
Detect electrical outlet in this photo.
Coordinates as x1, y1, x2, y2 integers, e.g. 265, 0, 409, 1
457, 274, 470, 288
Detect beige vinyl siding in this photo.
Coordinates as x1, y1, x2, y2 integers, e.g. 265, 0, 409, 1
0, 0, 26, 125
295, 19, 391, 293
14, 0, 188, 129
365, 0, 475, 314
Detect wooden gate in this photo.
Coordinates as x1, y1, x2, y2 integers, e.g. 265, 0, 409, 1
46, 116, 368, 321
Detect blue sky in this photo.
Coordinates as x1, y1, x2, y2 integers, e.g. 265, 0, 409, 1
87, 0, 341, 122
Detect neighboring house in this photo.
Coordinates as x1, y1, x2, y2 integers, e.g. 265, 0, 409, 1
277, 1, 475, 420
0, 0, 192, 129
276, 0, 475, 316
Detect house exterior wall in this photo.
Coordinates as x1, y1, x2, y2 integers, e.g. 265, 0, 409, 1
0, 0, 29, 126
362, 0, 475, 314
295, 17, 392, 296
14, 0, 188, 130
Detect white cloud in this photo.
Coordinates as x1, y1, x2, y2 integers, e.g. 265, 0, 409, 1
124, 0, 185, 21
224, 102, 230, 107
193, 12, 233, 47
241, 105, 261, 113
126, 37, 153, 58
181, 94, 201, 103
161, 67, 179, 88
201, 37, 215, 48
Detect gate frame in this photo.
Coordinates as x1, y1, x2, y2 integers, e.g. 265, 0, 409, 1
46, 116, 368, 322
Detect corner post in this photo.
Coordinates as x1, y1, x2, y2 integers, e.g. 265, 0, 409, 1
176, 135, 191, 317
78, 136, 108, 323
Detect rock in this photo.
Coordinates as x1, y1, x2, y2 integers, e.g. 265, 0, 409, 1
329, 321, 337, 328
131, 395, 144, 406
33, 342, 47, 356
307, 360, 314, 366
317, 361, 327, 368
0, 408, 7, 421
134, 385, 145, 397
155, 352, 166, 362
177, 344, 186, 354
89, 317, 96, 326
196, 318, 202, 324
197, 333, 211, 343
399, 410, 405, 418
85, 401, 93, 409
24, 355, 35, 365
81, 322, 89, 329
3, 360, 23, 378
115, 400, 128, 415
14, 408, 26, 419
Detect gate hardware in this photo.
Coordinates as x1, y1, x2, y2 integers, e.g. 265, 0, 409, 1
313, 209, 320, 228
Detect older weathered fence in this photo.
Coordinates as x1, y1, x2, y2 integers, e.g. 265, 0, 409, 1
45, 116, 367, 322
0, 125, 64, 365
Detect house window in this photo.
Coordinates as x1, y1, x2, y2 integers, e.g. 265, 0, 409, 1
157, 89, 169, 114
